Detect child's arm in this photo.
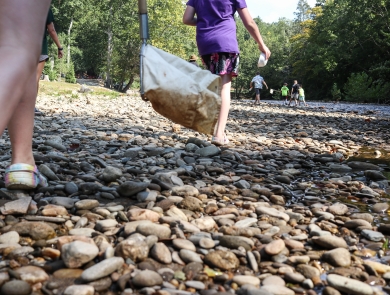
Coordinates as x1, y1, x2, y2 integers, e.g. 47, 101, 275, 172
263, 80, 268, 89
183, 6, 197, 26
237, 8, 270, 59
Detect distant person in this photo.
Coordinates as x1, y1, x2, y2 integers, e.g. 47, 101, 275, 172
35, 8, 63, 116
298, 84, 308, 107
288, 79, 299, 107
281, 82, 290, 105
183, 0, 271, 146
188, 55, 199, 67
250, 72, 268, 105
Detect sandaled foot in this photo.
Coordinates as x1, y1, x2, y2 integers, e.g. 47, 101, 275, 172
211, 136, 230, 146
5, 163, 48, 190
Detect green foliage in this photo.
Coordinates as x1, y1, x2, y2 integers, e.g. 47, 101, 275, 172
65, 63, 77, 84
344, 72, 389, 103
331, 83, 341, 101
44, 0, 390, 103
48, 69, 57, 82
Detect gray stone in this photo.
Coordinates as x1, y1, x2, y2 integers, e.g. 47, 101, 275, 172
312, 236, 348, 249
64, 182, 79, 195
219, 235, 254, 251
361, 229, 384, 242
195, 146, 220, 157
137, 191, 158, 202
132, 270, 163, 287
371, 203, 389, 213
0, 197, 31, 215
136, 223, 171, 239
151, 242, 172, 264
117, 181, 149, 197
51, 196, 75, 209
1, 280, 32, 295
81, 257, 124, 282
327, 274, 373, 295
102, 166, 123, 182
64, 285, 94, 295
62, 241, 99, 268
322, 248, 351, 267
179, 249, 203, 263
348, 161, 380, 171
0, 231, 19, 244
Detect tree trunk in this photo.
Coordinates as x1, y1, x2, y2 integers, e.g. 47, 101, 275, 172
67, 17, 73, 66
121, 76, 134, 93
106, 4, 114, 88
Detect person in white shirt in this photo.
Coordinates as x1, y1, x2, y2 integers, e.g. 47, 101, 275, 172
250, 72, 268, 105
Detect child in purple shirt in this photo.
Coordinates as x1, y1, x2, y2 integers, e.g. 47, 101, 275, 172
183, 0, 270, 146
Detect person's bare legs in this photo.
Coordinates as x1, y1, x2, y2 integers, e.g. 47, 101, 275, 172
213, 74, 232, 142
0, 0, 51, 165
37, 61, 46, 84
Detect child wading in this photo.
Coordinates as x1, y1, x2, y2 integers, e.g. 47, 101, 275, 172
183, 0, 270, 146
298, 85, 308, 107
281, 83, 289, 105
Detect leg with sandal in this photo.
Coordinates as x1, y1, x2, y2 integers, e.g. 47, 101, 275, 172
0, 0, 51, 189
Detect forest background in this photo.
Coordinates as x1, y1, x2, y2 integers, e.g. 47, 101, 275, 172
47, 0, 390, 103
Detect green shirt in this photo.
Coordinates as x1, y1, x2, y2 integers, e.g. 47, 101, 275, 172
41, 9, 54, 55
299, 88, 305, 96
281, 86, 289, 96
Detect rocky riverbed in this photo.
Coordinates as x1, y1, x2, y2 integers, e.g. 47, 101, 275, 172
0, 90, 389, 295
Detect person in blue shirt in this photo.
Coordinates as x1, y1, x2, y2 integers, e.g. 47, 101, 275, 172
250, 72, 268, 105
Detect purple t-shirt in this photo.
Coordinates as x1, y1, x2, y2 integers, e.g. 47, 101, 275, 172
186, 0, 247, 55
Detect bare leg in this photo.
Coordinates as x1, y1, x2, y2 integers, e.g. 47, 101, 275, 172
0, 0, 51, 165
37, 61, 46, 84
213, 74, 232, 141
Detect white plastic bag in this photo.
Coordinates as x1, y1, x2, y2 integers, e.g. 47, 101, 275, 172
143, 45, 221, 135
258, 52, 268, 67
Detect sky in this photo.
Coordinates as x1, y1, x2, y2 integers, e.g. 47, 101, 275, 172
246, 0, 317, 23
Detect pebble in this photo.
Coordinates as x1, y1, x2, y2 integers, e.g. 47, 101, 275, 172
132, 270, 163, 287
81, 257, 124, 282
61, 241, 99, 268
0, 280, 32, 295
327, 274, 374, 295
63, 285, 95, 295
